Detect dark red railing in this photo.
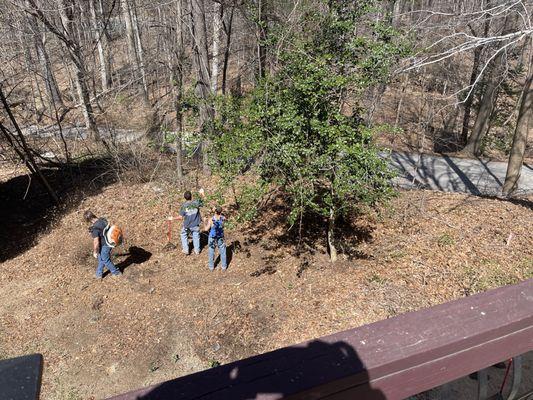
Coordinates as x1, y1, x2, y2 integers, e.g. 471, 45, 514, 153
108, 279, 533, 400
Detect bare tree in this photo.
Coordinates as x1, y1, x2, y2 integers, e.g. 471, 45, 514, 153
503, 44, 532, 196
22, 0, 100, 139
122, 0, 148, 102
89, 0, 112, 91
25, 6, 64, 110
0, 84, 59, 203
190, 0, 214, 172
463, 47, 507, 155
211, 0, 223, 93
221, 1, 235, 94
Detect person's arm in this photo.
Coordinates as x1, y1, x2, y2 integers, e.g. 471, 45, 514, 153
197, 189, 205, 207
204, 217, 212, 232
93, 237, 100, 258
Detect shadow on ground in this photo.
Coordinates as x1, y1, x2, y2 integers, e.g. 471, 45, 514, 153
115, 246, 152, 273
242, 195, 374, 273
0, 157, 119, 262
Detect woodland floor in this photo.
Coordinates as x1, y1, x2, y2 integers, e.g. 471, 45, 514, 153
0, 163, 532, 399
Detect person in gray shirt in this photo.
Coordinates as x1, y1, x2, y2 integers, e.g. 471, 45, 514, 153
169, 189, 205, 255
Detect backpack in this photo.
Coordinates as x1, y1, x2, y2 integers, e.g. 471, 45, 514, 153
103, 223, 124, 248
209, 217, 224, 238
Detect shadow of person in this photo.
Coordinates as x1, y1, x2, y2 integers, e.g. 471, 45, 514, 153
226, 240, 241, 266
114, 246, 152, 273
121, 339, 386, 400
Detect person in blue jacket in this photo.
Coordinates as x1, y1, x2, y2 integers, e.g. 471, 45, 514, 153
204, 206, 227, 271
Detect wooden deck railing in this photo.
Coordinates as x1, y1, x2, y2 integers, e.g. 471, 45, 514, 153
109, 279, 533, 399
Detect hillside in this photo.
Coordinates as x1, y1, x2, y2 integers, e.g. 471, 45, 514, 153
0, 169, 531, 399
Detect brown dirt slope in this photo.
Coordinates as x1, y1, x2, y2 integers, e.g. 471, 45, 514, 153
0, 180, 532, 399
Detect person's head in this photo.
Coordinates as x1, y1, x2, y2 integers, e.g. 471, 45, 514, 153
214, 206, 222, 215
83, 210, 97, 223
184, 191, 192, 201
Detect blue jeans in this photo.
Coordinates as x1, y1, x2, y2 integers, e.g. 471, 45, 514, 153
181, 226, 200, 254
96, 245, 121, 277
208, 236, 227, 270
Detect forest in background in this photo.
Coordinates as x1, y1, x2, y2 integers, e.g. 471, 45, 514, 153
0, 0, 532, 259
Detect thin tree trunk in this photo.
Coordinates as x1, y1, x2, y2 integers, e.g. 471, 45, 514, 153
502, 48, 533, 196
131, 2, 148, 100
461, 46, 483, 145
173, 0, 185, 179
461, 6, 491, 146
221, 4, 234, 95
392, 0, 401, 26
327, 206, 337, 263
257, 0, 267, 80
25, 3, 63, 109
463, 50, 505, 156
89, 0, 111, 91
122, 0, 148, 101
190, 0, 213, 173
211, 1, 222, 93
464, 11, 515, 156
122, 0, 137, 70
59, 0, 100, 139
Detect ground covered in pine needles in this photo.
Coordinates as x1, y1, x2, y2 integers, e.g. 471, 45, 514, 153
0, 166, 532, 399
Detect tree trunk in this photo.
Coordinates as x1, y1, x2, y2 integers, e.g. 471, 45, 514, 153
463, 50, 505, 156
502, 49, 533, 197
257, 0, 267, 80
460, 45, 482, 146
122, 0, 137, 71
89, 0, 111, 91
461, 4, 491, 146
25, 3, 63, 109
190, 0, 213, 173
392, 0, 401, 26
172, 0, 185, 179
122, 0, 148, 101
210, 1, 222, 93
221, 4, 235, 95
327, 206, 337, 263
131, 2, 148, 100
58, 0, 100, 139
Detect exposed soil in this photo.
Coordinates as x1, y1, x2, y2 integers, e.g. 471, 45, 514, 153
0, 165, 532, 399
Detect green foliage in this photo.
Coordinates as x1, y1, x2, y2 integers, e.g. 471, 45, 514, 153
437, 232, 455, 247
462, 258, 531, 295
210, 0, 406, 235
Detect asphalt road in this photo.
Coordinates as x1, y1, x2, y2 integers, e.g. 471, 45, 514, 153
387, 151, 533, 197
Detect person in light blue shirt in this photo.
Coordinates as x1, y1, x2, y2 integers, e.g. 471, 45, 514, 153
169, 189, 205, 255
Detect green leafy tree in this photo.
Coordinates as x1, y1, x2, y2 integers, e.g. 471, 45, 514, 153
211, 0, 409, 261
